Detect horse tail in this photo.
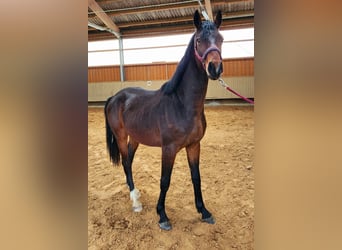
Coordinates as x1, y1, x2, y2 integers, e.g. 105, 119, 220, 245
104, 97, 121, 166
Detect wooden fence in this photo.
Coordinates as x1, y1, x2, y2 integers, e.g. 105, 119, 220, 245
88, 58, 253, 82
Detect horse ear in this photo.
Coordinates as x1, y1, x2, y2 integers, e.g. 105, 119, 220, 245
214, 10, 222, 28
194, 10, 202, 30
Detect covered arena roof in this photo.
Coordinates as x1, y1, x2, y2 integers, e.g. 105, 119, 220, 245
88, 0, 254, 41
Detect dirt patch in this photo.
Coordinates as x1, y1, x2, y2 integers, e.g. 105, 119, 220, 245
88, 105, 254, 250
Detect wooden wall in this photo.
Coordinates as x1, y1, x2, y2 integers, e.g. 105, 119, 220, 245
88, 58, 253, 82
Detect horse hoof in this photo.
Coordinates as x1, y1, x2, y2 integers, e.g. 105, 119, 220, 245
132, 205, 142, 212
202, 215, 215, 224
159, 221, 172, 231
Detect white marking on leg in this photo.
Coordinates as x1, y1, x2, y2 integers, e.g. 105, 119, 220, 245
130, 188, 142, 212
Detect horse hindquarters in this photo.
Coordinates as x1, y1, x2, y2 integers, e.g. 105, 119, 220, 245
105, 97, 121, 165
105, 94, 142, 212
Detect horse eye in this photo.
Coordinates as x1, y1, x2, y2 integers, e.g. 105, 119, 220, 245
196, 38, 201, 44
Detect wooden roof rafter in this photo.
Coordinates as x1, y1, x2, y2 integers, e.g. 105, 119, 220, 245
88, 0, 121, 38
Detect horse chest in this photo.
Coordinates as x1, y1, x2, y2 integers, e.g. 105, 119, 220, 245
186, 116, 206, 144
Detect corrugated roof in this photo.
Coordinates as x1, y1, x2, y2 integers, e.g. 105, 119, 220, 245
88, 0, 254, 41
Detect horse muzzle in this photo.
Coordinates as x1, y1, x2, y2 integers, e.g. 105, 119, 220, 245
194, 44, 223, 79
207, 61, 223, 80
202, 46, 223, 80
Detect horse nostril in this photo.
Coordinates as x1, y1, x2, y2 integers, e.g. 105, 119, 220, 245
207, 62, 220, 80
208, 62, 216, 76
208, 62, 223, 79
208, 62, 213, 71
217, 62, 223, 75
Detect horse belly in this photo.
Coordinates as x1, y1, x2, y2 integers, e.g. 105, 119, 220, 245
122, 93, 162, 147
126, 126, 162, 147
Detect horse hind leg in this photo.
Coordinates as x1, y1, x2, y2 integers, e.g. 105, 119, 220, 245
107, 97, 142, 212
119, 135, 142, 212
126, 138, 142, 212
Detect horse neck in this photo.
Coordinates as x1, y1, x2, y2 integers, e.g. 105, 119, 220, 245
176, 57, 209, 113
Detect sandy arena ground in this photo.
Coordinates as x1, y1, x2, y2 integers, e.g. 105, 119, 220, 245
88, 105, 254, 250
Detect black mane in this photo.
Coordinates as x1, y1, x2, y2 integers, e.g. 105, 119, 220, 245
161, 34, 195, 95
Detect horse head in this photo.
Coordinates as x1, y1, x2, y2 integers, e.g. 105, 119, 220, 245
193, 10, 223, 80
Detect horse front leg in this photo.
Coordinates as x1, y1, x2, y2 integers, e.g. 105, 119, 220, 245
186, 142, 215, 224
156, 145, 176, 230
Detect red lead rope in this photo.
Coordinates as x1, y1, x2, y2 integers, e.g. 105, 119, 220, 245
218, 78, 254, 105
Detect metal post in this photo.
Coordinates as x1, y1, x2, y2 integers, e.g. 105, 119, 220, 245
118, 37, 125, 82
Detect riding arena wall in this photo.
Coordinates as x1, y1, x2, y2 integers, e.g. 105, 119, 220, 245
88, 57, 254, 102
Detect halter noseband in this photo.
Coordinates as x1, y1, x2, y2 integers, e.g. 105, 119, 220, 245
194, 37, 222, 69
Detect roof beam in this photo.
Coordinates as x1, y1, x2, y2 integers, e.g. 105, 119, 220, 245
89, 0, 248, 18
88, 17, 254, 41
88, 0, 254, 41
117, 16, 192, 28
88, 12, 254, 41
204, 0, 214, 21
88, 0, 120, 38
89, 1, 198, 18
116, 10, 254, 28
119, 16, 254, 38
95, 0, 246, 5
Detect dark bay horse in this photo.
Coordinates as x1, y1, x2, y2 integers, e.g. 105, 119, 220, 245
105, 10, 223, 230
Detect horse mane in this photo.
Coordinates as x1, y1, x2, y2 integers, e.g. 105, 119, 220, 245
161, 34, 195, 95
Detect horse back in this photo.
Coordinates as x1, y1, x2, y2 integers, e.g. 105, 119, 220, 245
107, 87, 163, 146
107, 87, 206, 149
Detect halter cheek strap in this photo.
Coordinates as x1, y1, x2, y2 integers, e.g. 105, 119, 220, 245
194, 46, 204, 66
